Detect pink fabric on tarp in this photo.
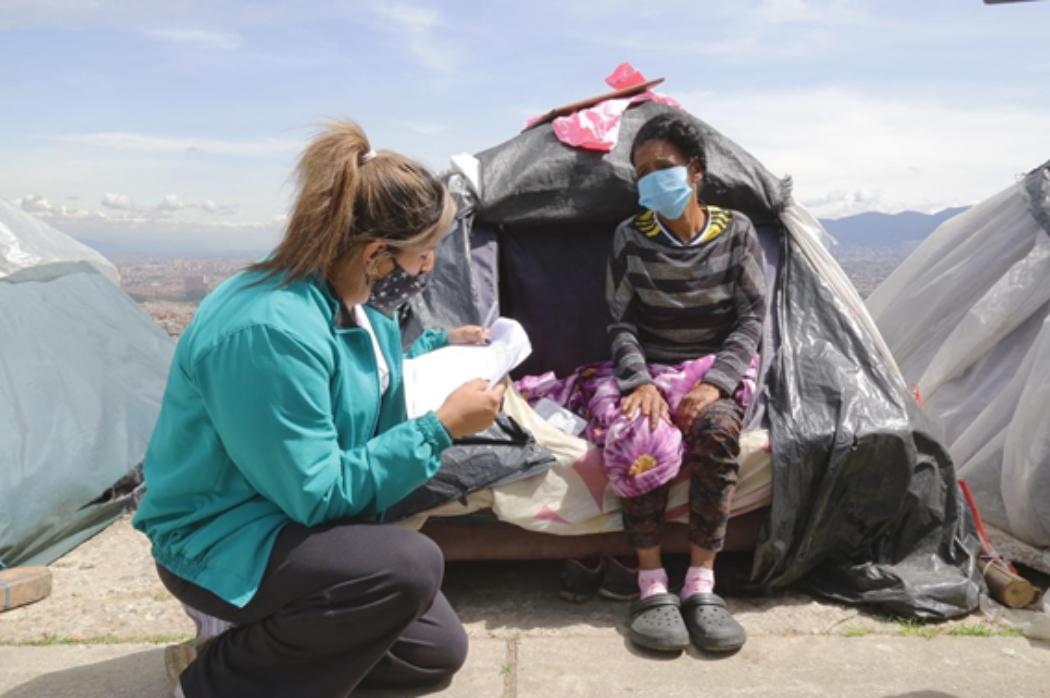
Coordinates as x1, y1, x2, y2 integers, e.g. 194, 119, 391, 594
516, 354, 759, 498
525, 62, 682, 152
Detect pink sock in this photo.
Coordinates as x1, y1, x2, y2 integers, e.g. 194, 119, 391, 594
681, 566, 715, 598
637, 568, 669, 599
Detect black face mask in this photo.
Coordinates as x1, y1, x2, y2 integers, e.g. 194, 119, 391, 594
368, 259, 429, 317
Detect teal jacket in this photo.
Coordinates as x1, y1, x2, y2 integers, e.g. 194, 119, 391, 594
132, 270, 451, 608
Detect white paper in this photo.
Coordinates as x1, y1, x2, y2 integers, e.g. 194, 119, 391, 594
533, 397, 588, 436
403, 318, 532, 418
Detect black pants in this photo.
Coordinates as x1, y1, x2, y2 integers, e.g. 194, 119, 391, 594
157, 520, 468, 697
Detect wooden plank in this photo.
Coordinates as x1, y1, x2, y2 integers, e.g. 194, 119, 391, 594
0, 567, 52, 613
422, 507, 765, 561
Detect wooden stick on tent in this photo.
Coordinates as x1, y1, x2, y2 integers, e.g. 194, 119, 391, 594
959, 480, 1042, 609
523, 78, 665, 131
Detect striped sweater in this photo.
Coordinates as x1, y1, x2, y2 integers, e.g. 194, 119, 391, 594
606, 206, 767, 395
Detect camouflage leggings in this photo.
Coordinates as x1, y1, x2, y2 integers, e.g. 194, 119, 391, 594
620, 398, 744, 551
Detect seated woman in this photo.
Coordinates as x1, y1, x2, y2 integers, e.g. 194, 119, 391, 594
133, 120, 505, 697
607, 113, 766, 653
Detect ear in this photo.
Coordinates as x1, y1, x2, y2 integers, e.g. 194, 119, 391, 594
689, 159, 704, 188
361, 240, 387, 267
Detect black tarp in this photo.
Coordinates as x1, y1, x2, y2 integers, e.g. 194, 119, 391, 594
500, 223, 612, 378
756, 235, 981, 618
1026, 159, 1050, 236
403, 97, 980, 618
475, 101, 790, 226
383, 415, 555, 521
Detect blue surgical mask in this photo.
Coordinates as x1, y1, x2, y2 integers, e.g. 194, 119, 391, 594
637, 166, 694, 220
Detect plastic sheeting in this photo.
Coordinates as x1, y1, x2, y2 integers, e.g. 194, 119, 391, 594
402, 93, 980, 617
1, 200, 118, 284
868, 161, 1050, 548
382, 414, 555, 522
758, 206, 981, 618
501, 223, 613, 378
475, 101, 791, 227
402, 171, 493, 343
0, 201, 173, 567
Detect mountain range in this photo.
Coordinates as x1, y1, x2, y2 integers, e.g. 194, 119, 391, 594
818, 207, 968, 250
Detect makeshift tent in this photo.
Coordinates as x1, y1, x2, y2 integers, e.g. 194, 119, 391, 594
401, 99, 982, 619
0, 200, 173, 567
868, 160, 1050, 552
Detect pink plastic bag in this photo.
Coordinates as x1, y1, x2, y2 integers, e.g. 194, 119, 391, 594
529, 63, 682, 153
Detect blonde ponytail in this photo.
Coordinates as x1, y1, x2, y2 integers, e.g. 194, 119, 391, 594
251, 120, 451, 283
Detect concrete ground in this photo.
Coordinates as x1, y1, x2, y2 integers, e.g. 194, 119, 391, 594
2, 517, 1048, 697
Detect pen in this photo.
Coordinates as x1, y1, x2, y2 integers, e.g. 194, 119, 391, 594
481, 302, 498, 329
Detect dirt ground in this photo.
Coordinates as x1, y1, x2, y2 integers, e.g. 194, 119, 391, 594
0, 515, 1004, 645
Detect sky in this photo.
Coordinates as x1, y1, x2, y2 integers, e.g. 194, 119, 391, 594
3, 0, 1050, 254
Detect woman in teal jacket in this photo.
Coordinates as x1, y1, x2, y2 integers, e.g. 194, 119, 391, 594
133, 121, 504, 698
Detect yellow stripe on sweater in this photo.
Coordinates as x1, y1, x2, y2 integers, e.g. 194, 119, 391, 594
633, 206, 733, 243
635, 209, 661, 237
699, 206, 732, 243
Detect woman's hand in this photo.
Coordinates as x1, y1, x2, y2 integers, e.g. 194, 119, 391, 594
447, 325, 491, 345
674, 382, 722, 432
621, 384, 669, 431
435, 378, 505, 439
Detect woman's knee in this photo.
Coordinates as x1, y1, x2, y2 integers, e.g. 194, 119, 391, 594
384, 530, 445, 613
435, 619, 469, 678
687, 403, 743, 453
420, 595, 468, 680
364, 612, 468, 690
299, 523, 445, 619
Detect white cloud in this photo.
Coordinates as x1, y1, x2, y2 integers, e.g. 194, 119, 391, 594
373, 4, 462, 74
16, 194, 53, 215
150, 29, 242, 51
56, 204, 110, 221
156, 193, 186, 212
48, 132, 300, 157
676, 87, 1050, 217
29, 191, 248, 227
197, 200, 238, 216
14, 197, 282, 252
22, 179, 253, 228
101, 192, 133, 210
16, 196, 117, 223
799, 188, 903, 219
61, 215, 282, 253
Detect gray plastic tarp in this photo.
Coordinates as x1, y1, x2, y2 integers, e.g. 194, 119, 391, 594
868, 161, 1050, 548
0, 200, 173, 567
